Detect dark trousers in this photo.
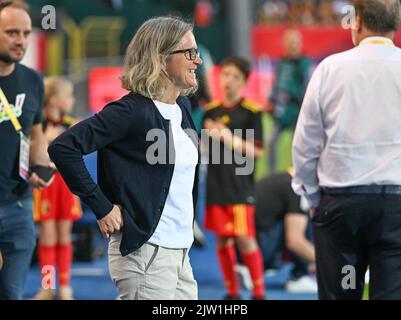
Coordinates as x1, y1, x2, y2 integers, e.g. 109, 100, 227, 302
314, 192, 401, 300
0, 196, 36, 299
257, 219, 313, 280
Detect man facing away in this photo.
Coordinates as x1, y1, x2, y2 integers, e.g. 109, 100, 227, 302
292, 0, 401, 299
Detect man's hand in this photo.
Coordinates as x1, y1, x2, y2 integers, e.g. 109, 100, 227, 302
29, 172, 50, 189
97, 205, 124, 239
204, 118, 232, 142
28, 162, 56, 189
204, 118, 263, 158
204, 118, 229, 133
204, 118, 227, 132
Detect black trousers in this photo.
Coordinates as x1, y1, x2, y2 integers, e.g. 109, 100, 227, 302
313, 192, 401, 300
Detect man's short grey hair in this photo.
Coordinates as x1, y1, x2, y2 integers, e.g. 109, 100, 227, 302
353, 0, 401, 33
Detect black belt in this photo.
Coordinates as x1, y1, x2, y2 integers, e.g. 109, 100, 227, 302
322, 185, 401, 195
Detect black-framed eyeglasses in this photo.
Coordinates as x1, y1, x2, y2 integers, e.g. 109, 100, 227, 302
169, 48, 200, 61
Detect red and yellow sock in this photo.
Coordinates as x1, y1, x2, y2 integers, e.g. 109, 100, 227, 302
217, 244, 239, 297
57, 243, 73, 287
242, 249, 265, 298
38, 244, 56, 287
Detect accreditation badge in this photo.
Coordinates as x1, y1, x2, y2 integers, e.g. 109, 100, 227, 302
19, 132, 30, 181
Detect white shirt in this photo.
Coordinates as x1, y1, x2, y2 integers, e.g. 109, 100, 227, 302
292, 37, 401, 207
148, 100, 198, 248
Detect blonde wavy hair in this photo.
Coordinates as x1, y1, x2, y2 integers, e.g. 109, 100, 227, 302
44, 76, 72, 108
121, 16, 198, 100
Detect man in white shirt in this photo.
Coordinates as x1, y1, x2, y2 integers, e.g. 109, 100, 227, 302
292, 0, 401, 300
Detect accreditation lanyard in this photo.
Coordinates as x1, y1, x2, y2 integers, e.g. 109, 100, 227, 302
0, 86, 30, 181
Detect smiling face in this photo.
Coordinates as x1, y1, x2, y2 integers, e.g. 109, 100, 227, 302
165, 31, 202, 95
0, 7, 31, 64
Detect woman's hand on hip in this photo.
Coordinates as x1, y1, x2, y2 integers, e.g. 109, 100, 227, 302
97, 205, 124, 239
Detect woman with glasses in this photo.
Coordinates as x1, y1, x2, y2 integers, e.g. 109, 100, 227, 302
48, 16, 202, 300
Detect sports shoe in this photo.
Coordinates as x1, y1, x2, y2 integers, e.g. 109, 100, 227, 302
235, 264, 253, 290
365, 269, 370, 284
286, 275, 318, 294
58, 286, 74, 300
32, 288, 55, 300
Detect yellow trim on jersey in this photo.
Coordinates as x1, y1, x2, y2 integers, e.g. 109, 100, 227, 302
33, 189, 41, 223
205, 100, 221, 111
62, 114, 78, 127
71, 196, 82, 217
220, 114, 230, 125
233, 204, 248, 236
241, 205, 248, 235
243, 205, 249, 235
241, 99, 261, 113
233, 206, 239, 235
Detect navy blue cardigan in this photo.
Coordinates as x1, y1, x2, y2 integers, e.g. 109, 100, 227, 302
48, 92, 199, 256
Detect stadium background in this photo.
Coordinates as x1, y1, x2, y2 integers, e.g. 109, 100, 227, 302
20, 0, 401, 299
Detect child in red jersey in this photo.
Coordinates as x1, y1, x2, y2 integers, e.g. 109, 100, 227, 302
33, 77, 82, 300
203, 57, 266, 299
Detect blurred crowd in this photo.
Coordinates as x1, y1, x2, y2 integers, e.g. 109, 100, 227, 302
257, 0, 352, 26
